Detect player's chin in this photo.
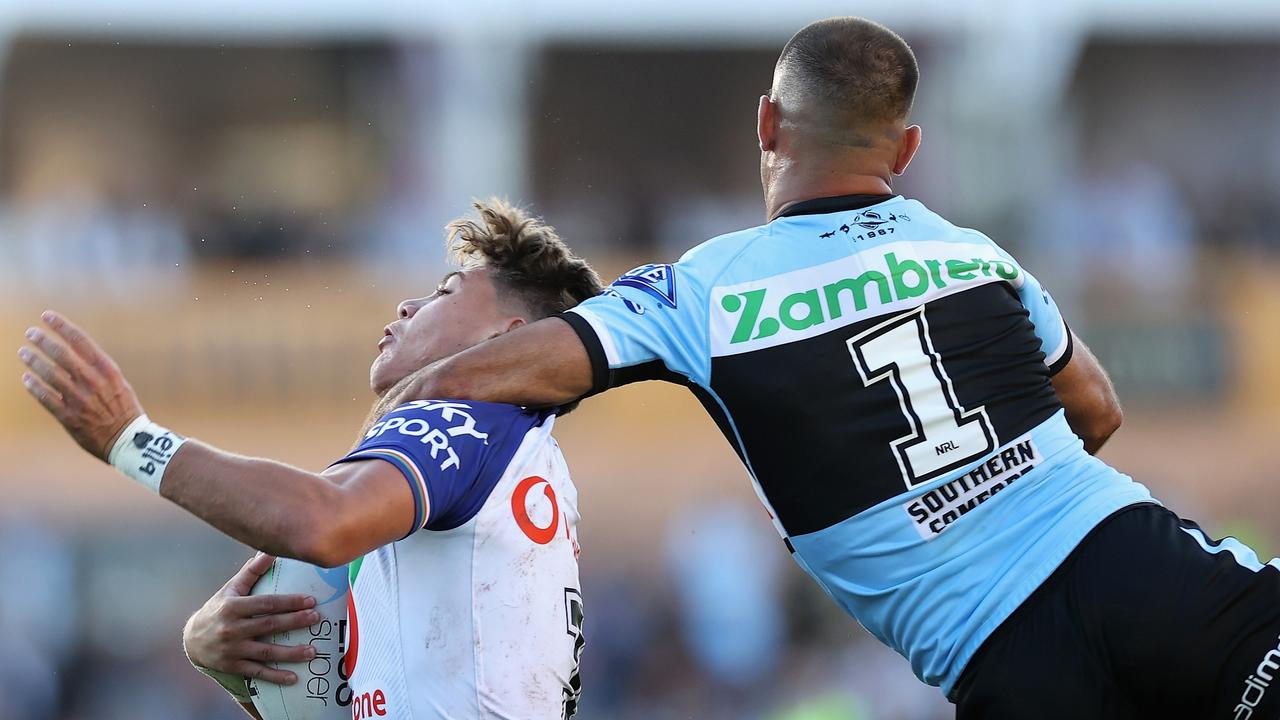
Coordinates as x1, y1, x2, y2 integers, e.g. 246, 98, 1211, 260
369, 356, 393, 396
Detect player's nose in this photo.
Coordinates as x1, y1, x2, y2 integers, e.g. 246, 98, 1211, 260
397, 298, 420, 319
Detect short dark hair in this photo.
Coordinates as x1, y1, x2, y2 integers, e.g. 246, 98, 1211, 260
775, 17, 919, 140
447, 198, 603, 320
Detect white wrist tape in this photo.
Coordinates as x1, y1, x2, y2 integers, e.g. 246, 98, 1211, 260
107, 414, 187, 494
193, 663, 252, 704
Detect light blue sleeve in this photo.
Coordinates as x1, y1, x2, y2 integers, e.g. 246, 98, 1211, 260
560, 262, 710, 392
999, 253, 1073, 374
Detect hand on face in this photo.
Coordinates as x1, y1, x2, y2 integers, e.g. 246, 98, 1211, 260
18, 311, 144, 461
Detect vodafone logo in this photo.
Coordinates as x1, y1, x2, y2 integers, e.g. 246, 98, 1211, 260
512, 475, 559, 544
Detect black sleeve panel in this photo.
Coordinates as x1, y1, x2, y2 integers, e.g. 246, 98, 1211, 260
556, 312, 610, 397
1047, 324, 1075, 377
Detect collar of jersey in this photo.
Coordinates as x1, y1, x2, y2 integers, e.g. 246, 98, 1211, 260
776, 193, 897, 218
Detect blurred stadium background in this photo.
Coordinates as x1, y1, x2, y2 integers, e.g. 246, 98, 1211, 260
1, 1, 1279, 718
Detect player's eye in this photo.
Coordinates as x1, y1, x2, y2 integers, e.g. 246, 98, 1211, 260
435, 285, 451, 296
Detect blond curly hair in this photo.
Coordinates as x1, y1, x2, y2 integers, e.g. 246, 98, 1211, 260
446, 198, 603, 319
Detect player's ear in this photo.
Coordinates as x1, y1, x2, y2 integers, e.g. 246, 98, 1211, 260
758, 95, 778, 152
892, 125, 922, 176
494, 317, 526, 337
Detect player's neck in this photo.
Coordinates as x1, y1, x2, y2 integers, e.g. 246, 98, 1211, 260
765, 163, 895, 221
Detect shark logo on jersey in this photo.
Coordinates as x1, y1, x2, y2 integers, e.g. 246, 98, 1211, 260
819, 211, 912, 238
612, 264, 677, 310
853, 210, 888, 229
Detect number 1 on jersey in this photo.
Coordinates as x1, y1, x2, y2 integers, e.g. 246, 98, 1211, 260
848, 306, 996, 488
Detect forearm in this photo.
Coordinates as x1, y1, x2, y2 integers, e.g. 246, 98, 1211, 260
160, 441, 337, 563
1051, 334, 1122, 455
383, 317, 592, 411
1063, 393, 1122, 455
18, 313, 379, 564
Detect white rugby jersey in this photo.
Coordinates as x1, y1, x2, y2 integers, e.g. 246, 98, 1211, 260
329, 400, 583, 720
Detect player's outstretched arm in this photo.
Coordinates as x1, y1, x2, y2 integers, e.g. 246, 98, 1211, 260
183, 553, 316, 719
164, 443, 416, 566
376, 316, 594, 416
1051, 331, 1123, 454
18, 311, 418, 567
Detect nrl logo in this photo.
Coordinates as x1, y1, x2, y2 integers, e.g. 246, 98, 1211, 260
614, 264, 677, 308
605, 263, 678, 315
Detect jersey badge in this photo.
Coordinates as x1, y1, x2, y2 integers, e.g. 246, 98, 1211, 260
818, 211, 912, 239
612, 264, 678, 310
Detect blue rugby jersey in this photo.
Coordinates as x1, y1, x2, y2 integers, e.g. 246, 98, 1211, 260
559, 194, 1153, 695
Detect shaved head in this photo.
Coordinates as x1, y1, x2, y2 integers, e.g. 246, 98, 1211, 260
772, 17, 919, 147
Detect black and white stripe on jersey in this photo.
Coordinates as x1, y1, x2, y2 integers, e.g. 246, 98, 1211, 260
705, 282, 1063, 536
562, 281, 1065, 538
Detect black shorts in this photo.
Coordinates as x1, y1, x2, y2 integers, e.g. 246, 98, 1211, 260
952, 503, 1280, 720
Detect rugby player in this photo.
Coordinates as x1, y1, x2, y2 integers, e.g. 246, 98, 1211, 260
372, 18, 1280, 719
18, 200, 598, 719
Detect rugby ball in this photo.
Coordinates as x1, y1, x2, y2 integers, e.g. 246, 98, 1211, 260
247, 558, 352, 720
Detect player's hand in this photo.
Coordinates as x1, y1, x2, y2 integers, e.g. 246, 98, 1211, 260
17, 310, 144, 461
183, 553, 319, 685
